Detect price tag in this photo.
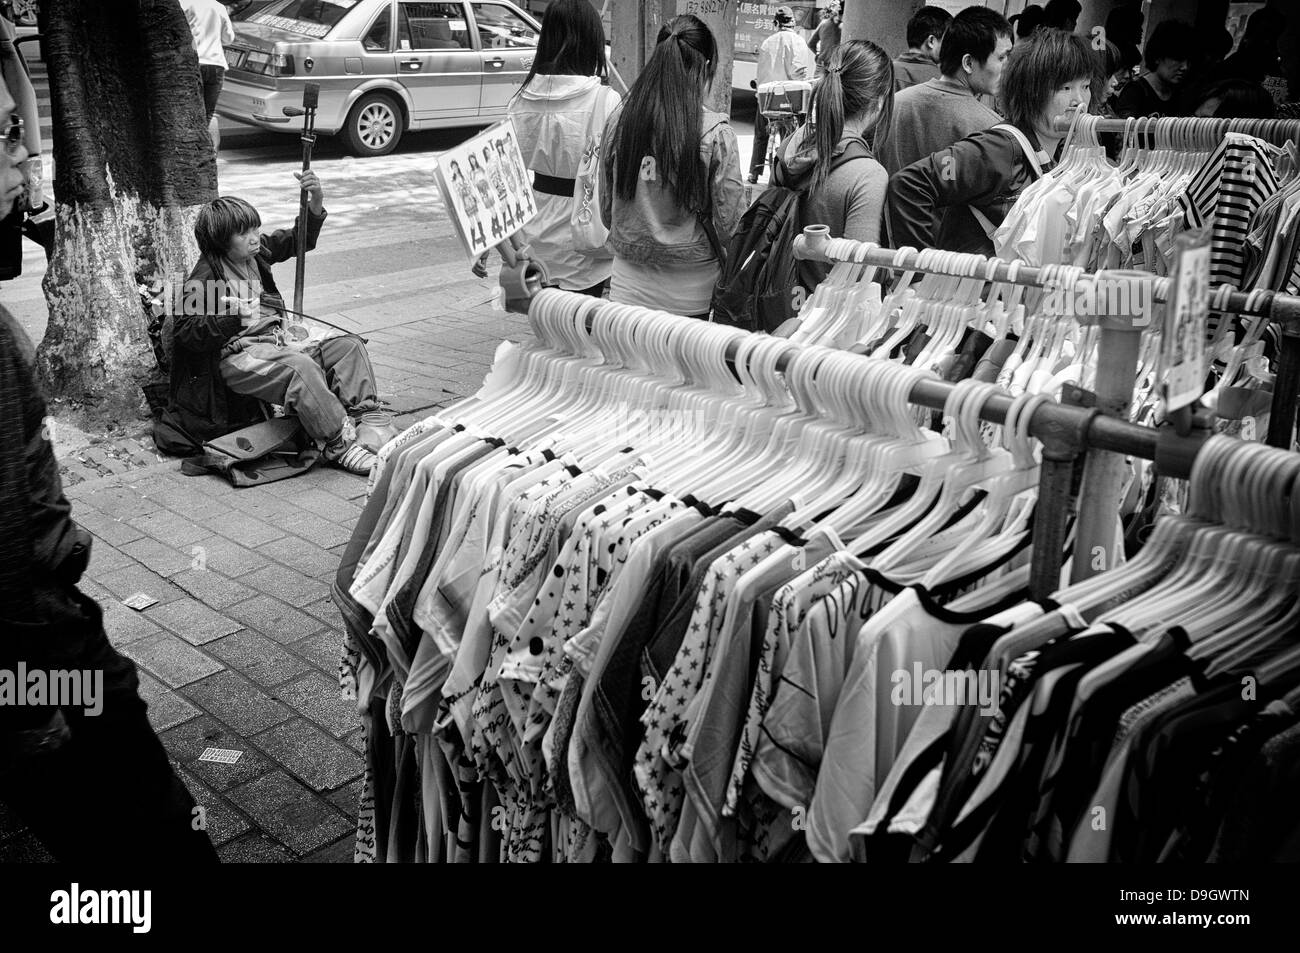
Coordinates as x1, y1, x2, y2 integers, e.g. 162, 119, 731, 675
199, 748, 244, 765
1161, 229, 1211, 412
122, 592, 158, 611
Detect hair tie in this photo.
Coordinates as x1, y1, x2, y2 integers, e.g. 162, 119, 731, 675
827, 65, 842, 74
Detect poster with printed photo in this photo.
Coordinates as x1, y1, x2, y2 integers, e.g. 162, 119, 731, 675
433, 119, 537, 262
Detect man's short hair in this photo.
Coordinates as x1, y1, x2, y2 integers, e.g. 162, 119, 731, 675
774, 5, 794, 25
938, 6, 1013, 77
194, 197, 261, 261
906, 6, 952, 50
1143, 20, 1196, 71
1041, 0, 1081, 30
1001, 27, 1097, 130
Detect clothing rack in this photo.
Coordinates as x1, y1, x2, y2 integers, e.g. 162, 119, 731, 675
786, 228, 1300, 597
549, 292, 1180, 603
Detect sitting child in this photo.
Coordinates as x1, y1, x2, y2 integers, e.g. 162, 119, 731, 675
155, 171, 381, 474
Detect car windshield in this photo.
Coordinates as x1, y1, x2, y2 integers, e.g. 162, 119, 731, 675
250, 0, 362, 38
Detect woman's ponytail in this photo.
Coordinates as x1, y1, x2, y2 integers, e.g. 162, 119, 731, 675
613, 14, 718, 211
809, 40, 894, 189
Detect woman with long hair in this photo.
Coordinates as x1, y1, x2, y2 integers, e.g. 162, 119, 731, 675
507, 0, 618, 296
600, 14, 745, 318
773, 39, 893, 292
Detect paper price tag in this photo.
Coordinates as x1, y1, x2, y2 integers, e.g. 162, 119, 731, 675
122, 593, 158, 611
198, 747, 244, 765
1162, 229, 1211, 412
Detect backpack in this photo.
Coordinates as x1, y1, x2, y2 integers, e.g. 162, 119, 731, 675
710, 137, 873, 333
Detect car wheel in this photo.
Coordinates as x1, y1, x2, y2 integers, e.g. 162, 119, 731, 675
342, 94, 404, 157
11, 0, 38, 26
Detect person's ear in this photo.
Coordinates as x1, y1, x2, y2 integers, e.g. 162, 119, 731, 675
962, 53, 975, 75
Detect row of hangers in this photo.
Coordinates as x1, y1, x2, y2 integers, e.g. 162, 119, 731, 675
448, 290, 1057, 587
793, 241, 1111, 403
1063, 111, 1300, 153
1055, 433, 1300, 698
794, 231, 1296, 421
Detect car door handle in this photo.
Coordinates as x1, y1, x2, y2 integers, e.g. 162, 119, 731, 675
486, 58, 505, 69
401, 59, 423, 70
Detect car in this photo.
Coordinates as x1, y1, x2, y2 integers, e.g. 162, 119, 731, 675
227, 1, 283, 20
217, 0, 541, 157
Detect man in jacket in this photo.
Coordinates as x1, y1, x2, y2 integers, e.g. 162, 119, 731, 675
0, 75, 219, 862
155, 171, 383, 475
748, 6, 815, 185
883, 6, 1012, 175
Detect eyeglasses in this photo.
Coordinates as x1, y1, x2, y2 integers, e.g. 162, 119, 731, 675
2, 114, 24, 156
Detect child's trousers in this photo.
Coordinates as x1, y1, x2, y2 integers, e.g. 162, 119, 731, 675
219, 334, 380, 443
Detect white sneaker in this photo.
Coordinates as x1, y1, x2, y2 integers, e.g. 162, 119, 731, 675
330, 442, 376, 475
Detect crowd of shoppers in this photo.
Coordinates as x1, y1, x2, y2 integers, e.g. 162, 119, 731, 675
579, 1, 1300, 317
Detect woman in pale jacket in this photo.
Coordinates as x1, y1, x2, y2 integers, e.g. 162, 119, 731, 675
601, 14, 745, 318
507, 0, 619, 296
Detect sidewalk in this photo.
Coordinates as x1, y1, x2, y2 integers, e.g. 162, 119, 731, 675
0, 298, 530, 863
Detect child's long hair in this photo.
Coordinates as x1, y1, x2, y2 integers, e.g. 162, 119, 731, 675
612, 14, 717, 212
517, 0, 606, 94
808, 40, 894, 189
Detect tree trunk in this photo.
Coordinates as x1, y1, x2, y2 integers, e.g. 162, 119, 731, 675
843, 0, 918, 60
37, 0, 217, 415
611, 1, 736, 113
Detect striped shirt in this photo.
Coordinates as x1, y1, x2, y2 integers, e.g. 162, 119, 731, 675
1178, 133, 1280, 289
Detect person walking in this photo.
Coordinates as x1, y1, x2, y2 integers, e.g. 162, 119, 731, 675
508, 0, 619, 297
748, 5, 815, 185
883, 6, 1012, 175
808, 1, 843, 78
180, 0, 235, 150
892, 5, 951, 92
0, 74, 219, 863
601, 14, 744, 318
774, 39, 894, 294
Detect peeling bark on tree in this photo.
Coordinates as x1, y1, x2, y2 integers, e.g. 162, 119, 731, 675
37, 0, 217, 414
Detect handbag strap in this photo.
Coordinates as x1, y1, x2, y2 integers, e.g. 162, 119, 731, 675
991, 123, 1046, 178
699, 211, 725, 263
971, 124, 1048, 239
697, 113, 731, 264
586, 84, 614, 148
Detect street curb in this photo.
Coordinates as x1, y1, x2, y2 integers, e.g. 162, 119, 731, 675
62, 458, 187, 497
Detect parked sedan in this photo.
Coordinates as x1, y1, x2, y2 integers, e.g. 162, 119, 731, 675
218, 0, 540, 157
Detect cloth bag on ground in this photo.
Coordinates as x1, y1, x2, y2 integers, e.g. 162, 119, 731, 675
180, 416, 320, 488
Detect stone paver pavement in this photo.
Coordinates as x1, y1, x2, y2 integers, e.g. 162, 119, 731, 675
0, 301, 531, 863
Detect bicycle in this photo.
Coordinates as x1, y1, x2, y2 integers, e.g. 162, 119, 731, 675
754, 80, 812, 184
